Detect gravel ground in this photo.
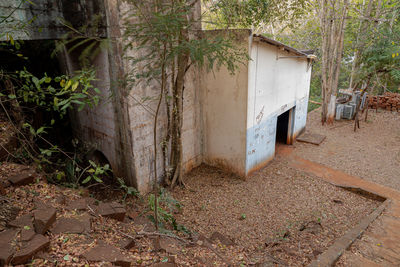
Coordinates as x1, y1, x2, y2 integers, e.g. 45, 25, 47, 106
173, 156, 381, 266
294, 108, 400, 191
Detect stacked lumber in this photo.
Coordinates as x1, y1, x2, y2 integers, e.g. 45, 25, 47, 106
368, 92, 400, 111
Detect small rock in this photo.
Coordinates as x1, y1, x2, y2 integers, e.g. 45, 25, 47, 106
8, 213, 34, 229
159, 238, 182, 254
33, 208, 56, 234
7, 172, 35, 186
82, 243, 130, 267
11, 234, 50, 265
0, 183, 5, 195
299, 221, 322, 234
119, 238, 135, 250
67, 198, 96, 211
33, 200, 53, 210
333, 199, 343, 205
209, 231, 234, 246
51, 214, 91, 234
312, 249, 322, 257
96, 202, 126, 221
133, 216, 155, 232
20, 229, 36, 242
153, 263, 176, 267
255, 261, 275, 267
55, 195, 66, 205
0, 179, 11, 189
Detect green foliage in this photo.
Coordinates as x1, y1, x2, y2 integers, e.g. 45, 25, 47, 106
118, 177, 140, 201
147, 187, 190, 234
123, 0, 248, 85
203, 0, 307, 31
4, 69, 100, 116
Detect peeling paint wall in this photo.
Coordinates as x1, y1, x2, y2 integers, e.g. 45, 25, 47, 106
202, 35, 312, 177
245, 40, 312, 174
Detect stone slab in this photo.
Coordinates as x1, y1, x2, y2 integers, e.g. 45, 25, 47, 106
96, 202, 126, 221
11, 234, 49, 265
51, 214, 91, 234
8, 213, 34, 229
82, 243, 130, 267
296, 133, 326, 145
7, 172, 35, 186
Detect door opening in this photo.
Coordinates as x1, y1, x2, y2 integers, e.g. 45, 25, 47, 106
276, 108, 294, 145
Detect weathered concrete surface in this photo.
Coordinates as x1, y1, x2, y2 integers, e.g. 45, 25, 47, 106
0, 0, 106, 41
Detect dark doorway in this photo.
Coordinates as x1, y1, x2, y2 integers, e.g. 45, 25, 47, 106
276, 109, 290, 144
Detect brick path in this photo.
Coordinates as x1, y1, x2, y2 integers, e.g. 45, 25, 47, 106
277, 145, 400, 266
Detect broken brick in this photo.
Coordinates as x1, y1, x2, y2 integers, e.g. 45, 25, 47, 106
0, 229, 18, 266
20, 229, 36, 242
82, 243, 130, 267
51, 214, 91, 234
96, 202, 126, 221
33, 208, 56, 234
7, 172, 35, 186
11, 234, 50, 265
119, 238, 135, 250
8, 213, 34, 229
67, 197, 96, 211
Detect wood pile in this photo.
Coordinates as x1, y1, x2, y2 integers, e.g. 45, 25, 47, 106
368, 92, 400, 111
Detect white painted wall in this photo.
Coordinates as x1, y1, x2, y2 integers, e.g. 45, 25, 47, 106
201, 39, 249, 176
245, 39, 312, 174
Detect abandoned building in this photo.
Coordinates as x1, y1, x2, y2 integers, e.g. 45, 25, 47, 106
0, 1, 313, 193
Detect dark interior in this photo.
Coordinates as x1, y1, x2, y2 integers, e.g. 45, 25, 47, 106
276, 109, 290, 144
0, 40, 73, 148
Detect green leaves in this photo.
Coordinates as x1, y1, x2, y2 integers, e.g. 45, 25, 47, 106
79, 161, 110, 185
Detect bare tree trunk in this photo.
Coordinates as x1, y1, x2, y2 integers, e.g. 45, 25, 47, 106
349, 0, 376, 89
318, 0, 349, 124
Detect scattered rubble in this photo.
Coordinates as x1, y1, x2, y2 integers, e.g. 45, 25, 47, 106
82, 242, 131, 267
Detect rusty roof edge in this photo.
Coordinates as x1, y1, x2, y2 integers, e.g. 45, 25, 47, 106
253, 34, 314, 59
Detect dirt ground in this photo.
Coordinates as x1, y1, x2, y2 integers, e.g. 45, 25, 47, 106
172, 158, 380, 266
294, 108, 400, 191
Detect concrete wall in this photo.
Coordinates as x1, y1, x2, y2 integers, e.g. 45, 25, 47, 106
62, 48, 118, 170
0, 0, 106, 41
201, 31, 250, 177
3, 0, 312, 191
245, 40, 312, 174
121, 0, 203, 192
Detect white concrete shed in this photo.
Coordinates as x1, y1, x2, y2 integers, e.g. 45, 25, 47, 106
201, 30, 314, 177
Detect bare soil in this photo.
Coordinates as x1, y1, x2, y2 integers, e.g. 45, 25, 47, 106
294, 108, 400, 191
172, 156, 381, 266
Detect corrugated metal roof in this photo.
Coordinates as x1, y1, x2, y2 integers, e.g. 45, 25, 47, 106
253, 34, 312, 59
